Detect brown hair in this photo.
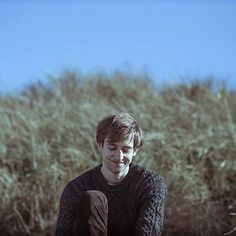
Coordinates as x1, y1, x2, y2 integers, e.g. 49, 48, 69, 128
96, 113, 143, 150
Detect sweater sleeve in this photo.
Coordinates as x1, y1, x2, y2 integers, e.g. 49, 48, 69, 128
56, 182, 79, 236
135, 174, 167, 236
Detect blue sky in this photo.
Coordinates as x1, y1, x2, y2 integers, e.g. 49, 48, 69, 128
1, 0, 236, 94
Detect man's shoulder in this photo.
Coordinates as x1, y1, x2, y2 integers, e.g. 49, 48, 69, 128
131, 164, 167, 196
131, 163, 166, 187
72, 165, 100, 183
132, 163, 162, 178
64, 165, 101, 193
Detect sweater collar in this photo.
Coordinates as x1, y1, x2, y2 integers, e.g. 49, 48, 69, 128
94, 163, 135, 191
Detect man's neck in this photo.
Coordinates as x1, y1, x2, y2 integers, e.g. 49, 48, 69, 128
101, 166, 129, 185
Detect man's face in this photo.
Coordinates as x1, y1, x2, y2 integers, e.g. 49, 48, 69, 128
100, 134, 137, 175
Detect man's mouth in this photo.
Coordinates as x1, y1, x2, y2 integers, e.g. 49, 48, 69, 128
109, 159, 124, 164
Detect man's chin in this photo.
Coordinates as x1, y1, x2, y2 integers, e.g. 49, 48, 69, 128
110, 165, 129, 174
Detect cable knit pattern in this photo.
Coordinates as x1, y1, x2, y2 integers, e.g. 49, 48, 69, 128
56, 163, 167, 236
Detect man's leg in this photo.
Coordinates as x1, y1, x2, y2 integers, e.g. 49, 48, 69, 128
72, 190, 108, 236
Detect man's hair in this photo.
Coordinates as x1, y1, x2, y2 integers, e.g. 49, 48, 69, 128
96, 113, 143, 150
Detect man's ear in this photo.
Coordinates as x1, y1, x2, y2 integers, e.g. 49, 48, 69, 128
97, 143, 102, 150
133, 148, 139, 157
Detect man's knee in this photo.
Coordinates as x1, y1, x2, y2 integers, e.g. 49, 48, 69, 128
73, 191, 108, 234
84, 190, 108, 212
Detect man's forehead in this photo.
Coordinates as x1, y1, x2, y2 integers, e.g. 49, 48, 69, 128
105, 135, 134, 146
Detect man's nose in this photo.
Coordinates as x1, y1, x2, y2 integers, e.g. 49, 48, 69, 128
114, 149, 124, 159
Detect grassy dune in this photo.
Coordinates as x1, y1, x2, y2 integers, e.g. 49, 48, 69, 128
0, 71, 235, 235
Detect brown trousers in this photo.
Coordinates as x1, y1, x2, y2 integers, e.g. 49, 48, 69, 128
72, 190, 108, 236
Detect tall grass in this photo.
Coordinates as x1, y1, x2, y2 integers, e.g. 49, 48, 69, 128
0, 70, 235, 235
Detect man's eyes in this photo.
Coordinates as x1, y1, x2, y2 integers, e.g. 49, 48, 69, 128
123, 148, 131, 153
108, 146, 131, 153
108, 146, 117, 151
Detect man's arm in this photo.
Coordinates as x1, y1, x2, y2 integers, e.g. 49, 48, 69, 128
56, 183, 79, 236
135, 174, 167, 236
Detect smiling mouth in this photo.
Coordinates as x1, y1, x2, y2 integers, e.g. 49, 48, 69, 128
110, 159, 124, 164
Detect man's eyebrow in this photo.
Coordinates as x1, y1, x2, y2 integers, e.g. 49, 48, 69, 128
107, 142, 117, 146
107, 142, 133, 149
123, 146, 133, 149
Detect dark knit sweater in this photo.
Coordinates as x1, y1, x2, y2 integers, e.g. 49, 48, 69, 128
56, 163, 167, 236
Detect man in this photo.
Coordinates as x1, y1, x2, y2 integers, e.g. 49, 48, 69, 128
56, 113, 167, 236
